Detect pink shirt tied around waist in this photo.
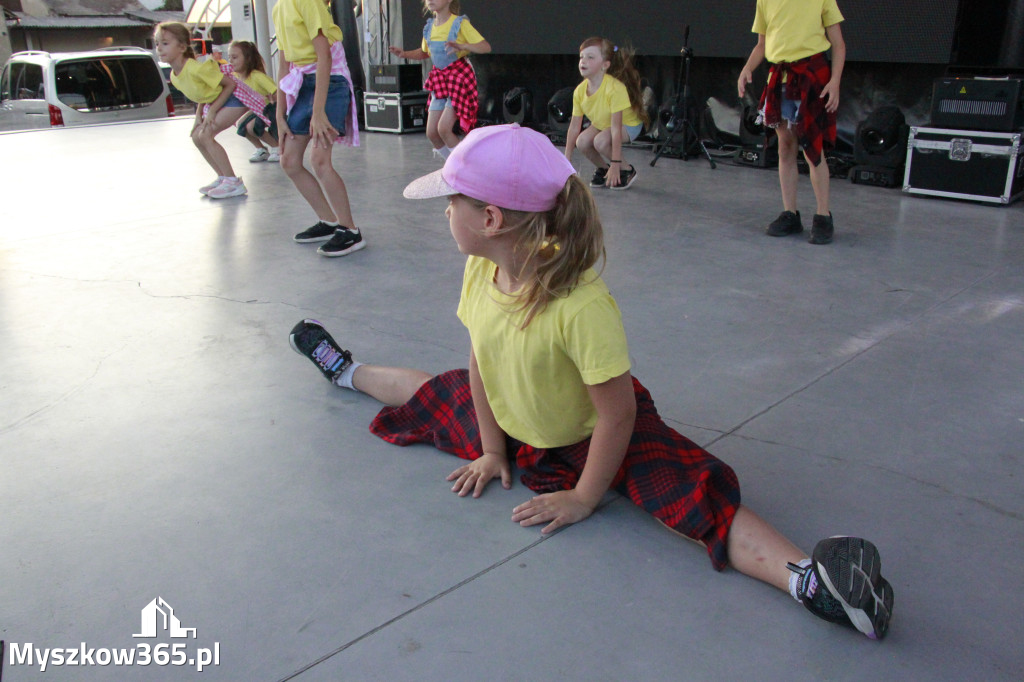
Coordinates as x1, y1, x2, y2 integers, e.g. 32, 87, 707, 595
278, 40, 360, 147
201, 63, 272, 126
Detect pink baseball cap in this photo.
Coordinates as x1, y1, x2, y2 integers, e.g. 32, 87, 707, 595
403, 123, 576, 212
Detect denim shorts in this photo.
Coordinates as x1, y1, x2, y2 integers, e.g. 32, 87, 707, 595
222, 94, 245, 109
624, 122, 643, 142
781, 98, 802, 123
428, 96, 450, 112
236, 102, 278, 139
286, 73, 349, 136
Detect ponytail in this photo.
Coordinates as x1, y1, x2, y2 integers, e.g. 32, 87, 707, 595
465, 175, 605, 329
580, 37, 649, 127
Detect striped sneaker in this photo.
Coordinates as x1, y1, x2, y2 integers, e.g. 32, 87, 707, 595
789, 536, 894, 640
289, 319, 352, 383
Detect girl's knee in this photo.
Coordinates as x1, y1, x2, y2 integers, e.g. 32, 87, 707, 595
310, 153, 338, 180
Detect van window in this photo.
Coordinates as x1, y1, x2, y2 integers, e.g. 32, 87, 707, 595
55, 56, 164, 111
11, 62, 45, 100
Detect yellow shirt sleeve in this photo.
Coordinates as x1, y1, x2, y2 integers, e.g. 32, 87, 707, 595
245, 71, 277, 98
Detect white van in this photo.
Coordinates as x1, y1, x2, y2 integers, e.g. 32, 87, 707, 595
0, 47, 173, 132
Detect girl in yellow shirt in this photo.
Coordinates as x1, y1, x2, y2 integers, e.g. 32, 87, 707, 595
564, 37, 649, 190
227, 40, 280, 163
155, 22, 248, 199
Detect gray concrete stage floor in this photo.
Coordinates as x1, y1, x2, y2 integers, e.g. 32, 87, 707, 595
1, 118, 1021, 681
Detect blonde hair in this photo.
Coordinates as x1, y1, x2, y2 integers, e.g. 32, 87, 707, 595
463, 175, 605, 329
423, 0, 460, 16
580, 36, 649, 127
155, 22, 195, 60
229, 40, 266, 76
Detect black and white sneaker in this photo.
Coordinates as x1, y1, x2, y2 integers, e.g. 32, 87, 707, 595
289, 319, 352, 383
317, 228, 366, 257
610, 165, 637, 190
589, 167, 608, 188
790, 536, 894, 640
294, 222, 338, 243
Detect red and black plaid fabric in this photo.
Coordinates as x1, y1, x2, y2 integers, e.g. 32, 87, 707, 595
423, 58, 478, 133
758, 51, 836, 167
369, 369, 741, 570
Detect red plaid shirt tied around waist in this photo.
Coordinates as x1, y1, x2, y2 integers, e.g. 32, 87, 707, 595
369, 369, 741, 571
758, 51, 835, 167
424, 58, 479, 133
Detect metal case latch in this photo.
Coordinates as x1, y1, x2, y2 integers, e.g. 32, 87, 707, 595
949, 138, 972, 161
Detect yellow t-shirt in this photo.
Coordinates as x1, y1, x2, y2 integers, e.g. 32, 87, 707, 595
420, 15, 485, 59
753, 0, 844, 63
456, 256, 631, 448
571, 74, 642, 130
272, 0, 344, 66
169, 58, 224, 104
242, 70, 277, 98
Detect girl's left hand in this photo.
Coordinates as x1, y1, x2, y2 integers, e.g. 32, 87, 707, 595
444, 40, 461, 54
605, 161, 622, 187
511, 490, 597, 534
310, 111, 339, 149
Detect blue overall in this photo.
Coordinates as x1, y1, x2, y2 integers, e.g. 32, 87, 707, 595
423, 15, 465, 110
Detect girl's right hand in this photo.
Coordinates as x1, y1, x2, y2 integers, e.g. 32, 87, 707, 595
388, 46, 404, 58
446, 452, 512, 498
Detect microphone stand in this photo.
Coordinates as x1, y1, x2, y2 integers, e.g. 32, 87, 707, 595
651, 26, 716, 169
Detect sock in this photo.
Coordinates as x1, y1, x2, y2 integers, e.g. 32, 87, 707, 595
321, 219, 339, 227
788, 558, 813, 602
332, 360, 363, 391
437, 146, 452, 159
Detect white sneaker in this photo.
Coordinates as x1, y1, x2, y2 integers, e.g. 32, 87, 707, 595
207, 177, 247, 199
199, 177, 223, 194
267, 149, 280, 162
249, 148, 270, 162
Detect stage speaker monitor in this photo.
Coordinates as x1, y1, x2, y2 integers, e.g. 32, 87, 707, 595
503, 87, 533, 125
854, 106, 908, 168
547, 87, 574, 133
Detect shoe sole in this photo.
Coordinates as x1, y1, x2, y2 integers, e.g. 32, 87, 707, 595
766, 226, 803, 236
294, 233, 336, 244
808, 233, 834, 245
318, 239, 367, 258
813, 537, 893, 640
208, 188, 247, 199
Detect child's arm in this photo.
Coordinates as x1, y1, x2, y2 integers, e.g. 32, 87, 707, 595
604, 110, 626, 187
388, 46, 429, 60
309, 30, 338, 149
820, 22, 846, 113
737, 33, 766, 99
200, 75, 236, 130
445, 38, 490, 55
564, 115, 583, 163
446, 346, 513, 497
511, 371, 636, 534
276, 50, 292, 142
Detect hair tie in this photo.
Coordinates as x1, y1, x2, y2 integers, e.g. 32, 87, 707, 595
613, 45, 619, 52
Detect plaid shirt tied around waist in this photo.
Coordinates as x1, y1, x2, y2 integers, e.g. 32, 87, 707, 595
758, 51, 836, 167
424, 57, 479, 133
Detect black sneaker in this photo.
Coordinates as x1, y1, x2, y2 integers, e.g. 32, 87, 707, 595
317, 228, 366, 257
809, 213, 835, 245
790, 536, 894, 640
610, 165, 637, 191
590, 167, 608, 188
766, 210, 803, 237
289, 319, 352, 382
294, 221, 337, 243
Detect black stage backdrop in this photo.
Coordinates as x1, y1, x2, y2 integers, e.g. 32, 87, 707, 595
445, 0, 960, 63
